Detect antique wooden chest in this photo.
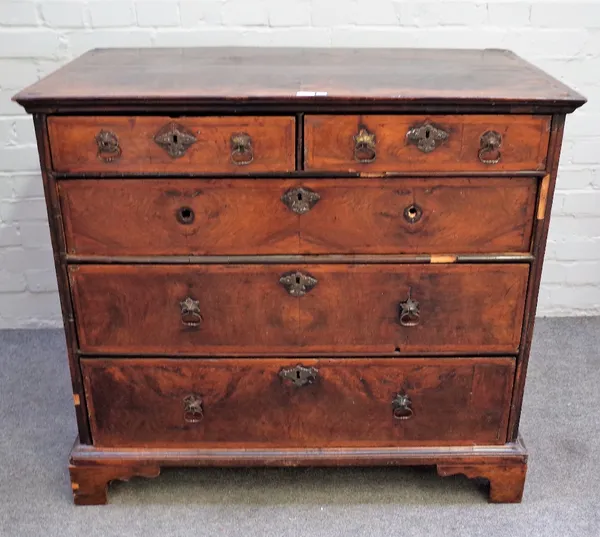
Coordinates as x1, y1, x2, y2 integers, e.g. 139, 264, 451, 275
14, 48, 585, 505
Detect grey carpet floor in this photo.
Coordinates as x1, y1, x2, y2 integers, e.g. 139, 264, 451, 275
0, 317, 599, 537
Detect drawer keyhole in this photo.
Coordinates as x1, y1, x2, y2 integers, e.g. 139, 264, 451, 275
406, 121, 448, 153
403, 203, 423, 224
176, 206, 195, 225
279, 365, 319, 387
281, 187, 320, 215
279, 270, 318, 297
154, 122, 197, 158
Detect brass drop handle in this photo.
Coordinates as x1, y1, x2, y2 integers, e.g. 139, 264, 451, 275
279, 365, 318, 387
353, 127, 376, 163
231, 132, 254, 165
399, 290, 420, 327
180, 296, 202, 327
479, 130, 502, 164
183, 394, 204, 423
95, 130, 121, 162
392, 393, 413, 420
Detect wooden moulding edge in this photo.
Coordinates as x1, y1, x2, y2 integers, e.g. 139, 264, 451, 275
69, 435, 528, 467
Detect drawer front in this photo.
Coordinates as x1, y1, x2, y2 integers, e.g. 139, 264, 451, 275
70, 264, 528, 355
305, 115, 550, 172
48, 116, 295, 174
81, 357, 515, 448
60, 177, 537, 256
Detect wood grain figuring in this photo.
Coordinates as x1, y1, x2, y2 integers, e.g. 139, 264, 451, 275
15, 47, 586, 505
69, 263, 528, 355
59, 178, 298, 256
297, 177, 537, 254
58, 177, 537, 256
13, 48, 586, 113
81, 357, 515, 448
48, 116, 295, 174
305, 115, 550, 172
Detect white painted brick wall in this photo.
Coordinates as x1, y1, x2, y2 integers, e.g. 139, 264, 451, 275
0, 0, 599, 327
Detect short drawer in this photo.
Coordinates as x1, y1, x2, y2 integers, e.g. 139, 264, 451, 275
304, 115, 550, 172
48, 116, 295, 174
81, 357, 515, 448
59, 177, 537, 256
69, 263, 528, 355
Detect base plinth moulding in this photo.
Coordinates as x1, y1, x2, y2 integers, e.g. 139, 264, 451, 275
68, 436, 528, 505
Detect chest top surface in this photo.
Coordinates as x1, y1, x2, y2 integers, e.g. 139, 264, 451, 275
13, 47, 585, 113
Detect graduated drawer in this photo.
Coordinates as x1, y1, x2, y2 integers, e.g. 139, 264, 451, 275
81, 357, 515, 448
59, 177, 537, 256
69, 263, 528, 355
304, 115, 550, 172
47, 116, 295, 174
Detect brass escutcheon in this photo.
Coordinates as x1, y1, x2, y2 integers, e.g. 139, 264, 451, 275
406, 122, 449, 153
279, 271, 318, 297
279, 365, 319, 387
281, 186, 321, 215
154, 122, 197, 158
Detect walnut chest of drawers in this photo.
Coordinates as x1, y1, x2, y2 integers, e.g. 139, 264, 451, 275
14, 47, 585, 505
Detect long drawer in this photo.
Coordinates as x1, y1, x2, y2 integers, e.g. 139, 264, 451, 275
69, 263, 528, 355
304, 114, 550, 172
59, 177, 537, 256
81, 357, 516, 448
48, 116, 296, 174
